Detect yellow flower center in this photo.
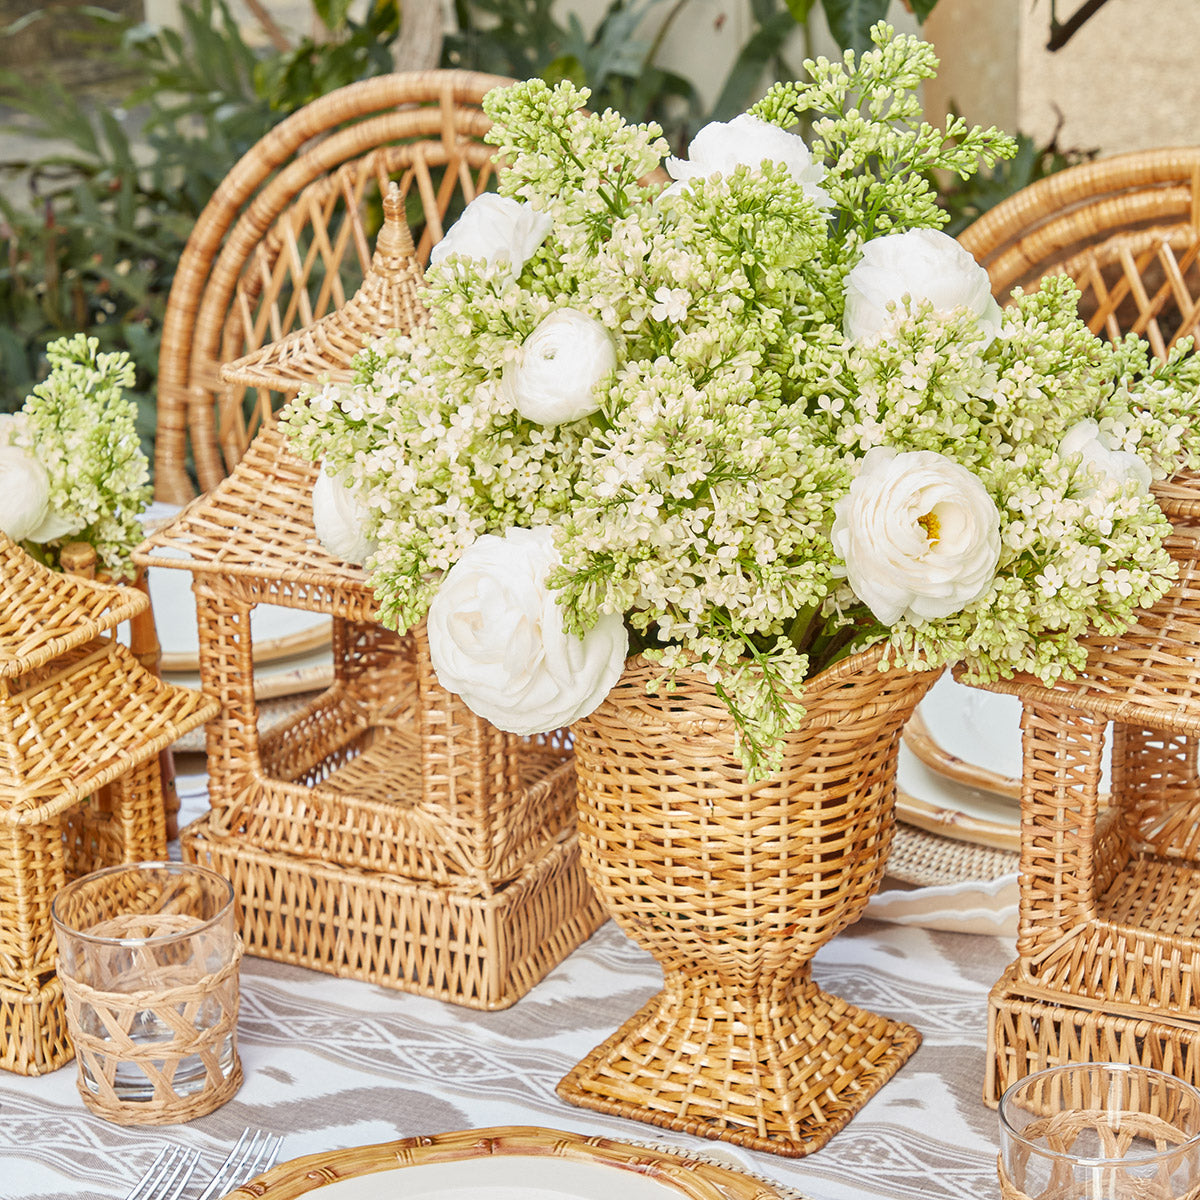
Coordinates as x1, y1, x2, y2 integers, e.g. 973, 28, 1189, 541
918, 510, 941, 545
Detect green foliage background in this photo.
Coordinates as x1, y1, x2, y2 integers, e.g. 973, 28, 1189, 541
0, 0, 1087, 475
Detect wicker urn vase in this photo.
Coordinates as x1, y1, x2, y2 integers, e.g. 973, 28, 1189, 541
556, 644, 940, 1157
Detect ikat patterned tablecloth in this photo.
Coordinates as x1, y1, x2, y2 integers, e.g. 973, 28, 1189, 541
1, 779, 1015, 1200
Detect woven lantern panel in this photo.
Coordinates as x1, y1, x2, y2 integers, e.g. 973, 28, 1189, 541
974, 532, 1200, 1098
0, 539, 217, 1075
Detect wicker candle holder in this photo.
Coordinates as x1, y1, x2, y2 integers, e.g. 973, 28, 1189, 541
52, 862, 243, 1125
557, 645, 940, 1158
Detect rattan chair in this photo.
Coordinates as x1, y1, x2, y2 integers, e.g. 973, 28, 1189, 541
958, 147, 1200, 357
154, 69, 512, 504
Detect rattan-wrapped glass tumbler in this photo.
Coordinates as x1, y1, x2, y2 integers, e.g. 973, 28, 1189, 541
52, 861, 243, 1125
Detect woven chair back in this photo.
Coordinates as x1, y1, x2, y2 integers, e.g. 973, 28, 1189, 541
155, 69, 512, 504
958, 148, 1200, 359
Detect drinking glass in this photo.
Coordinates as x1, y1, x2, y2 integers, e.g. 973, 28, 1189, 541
998, 1063, 1200, 1200
52, 861, 243, 1125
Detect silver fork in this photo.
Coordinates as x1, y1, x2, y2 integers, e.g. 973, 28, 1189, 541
122, 1145, 200, 1200
193, 1128, 284, 1200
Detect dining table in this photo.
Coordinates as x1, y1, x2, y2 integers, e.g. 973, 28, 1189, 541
2, 763, 1019, 1200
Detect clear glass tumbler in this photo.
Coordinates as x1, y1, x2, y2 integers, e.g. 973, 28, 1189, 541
51, 861, 243, 1124
998, 1063, 1200, 1200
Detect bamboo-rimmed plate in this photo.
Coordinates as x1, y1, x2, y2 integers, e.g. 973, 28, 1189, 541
226, 1127, 787, 1199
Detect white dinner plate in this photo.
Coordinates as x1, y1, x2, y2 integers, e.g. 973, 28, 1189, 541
128, 502, 332, 673
240, 1128, 781, 1200
898, 675, 1113, 852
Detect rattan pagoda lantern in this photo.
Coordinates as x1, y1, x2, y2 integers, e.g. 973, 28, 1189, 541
983, 492, 1200, 1104
134, 191, 604, 1011
0, 536, 217, 1075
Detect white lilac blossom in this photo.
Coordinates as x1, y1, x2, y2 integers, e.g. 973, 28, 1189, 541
284, 24, 1200, 779
843, 228, 1003, 345
664, 113, 831, 210
312, 463, 374, 565
499, 308, 617, 425
428, 193, 552, 285
427, 526, 628, 733
831, 447, 1001, 625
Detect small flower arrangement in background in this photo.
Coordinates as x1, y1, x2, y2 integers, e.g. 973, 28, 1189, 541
0, 334, 151, 578
286, 24, 1200, 778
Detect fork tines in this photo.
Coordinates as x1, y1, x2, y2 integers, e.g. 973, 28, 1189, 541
193, 1127, 284, 1200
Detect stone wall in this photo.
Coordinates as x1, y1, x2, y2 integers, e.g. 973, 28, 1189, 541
924, 0, 1200, 156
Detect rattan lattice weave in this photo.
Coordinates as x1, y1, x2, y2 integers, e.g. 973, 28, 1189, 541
0, 537, 217, 1076
137, 425, 579, 892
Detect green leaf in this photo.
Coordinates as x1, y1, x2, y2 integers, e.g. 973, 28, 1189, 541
819, 0, 890, 54
709, 9, 796, 121
783, 0, 816, 19
907, 0, 940, 20
313, 0, 355, 32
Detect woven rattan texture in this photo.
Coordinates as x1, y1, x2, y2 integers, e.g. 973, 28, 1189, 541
958, 148, 1200, 358
220, 182, 427, 393
61, 930, 243, 1125
558, 647, 939, 1157
241, 1127, 799, 1200
0, 545, 217, 1076
959, 534, 1200, 1014
181, 816, 606, 1010
987, 963, 1200, 1109
887, 821, 1018, 886
154, 69, 510, 503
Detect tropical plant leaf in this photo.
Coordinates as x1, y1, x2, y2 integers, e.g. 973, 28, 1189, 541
820, 0, 890, 55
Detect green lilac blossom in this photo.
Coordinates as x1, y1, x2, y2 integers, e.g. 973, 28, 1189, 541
23, 334, 150, 576
283, 25, 1200, 781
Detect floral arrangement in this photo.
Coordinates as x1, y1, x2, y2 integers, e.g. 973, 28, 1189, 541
0, 334, 151, 577
284, 25, 1200, 778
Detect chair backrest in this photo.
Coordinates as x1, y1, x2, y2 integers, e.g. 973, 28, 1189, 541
155, 69, 512, 504
958, 148, 1200, 359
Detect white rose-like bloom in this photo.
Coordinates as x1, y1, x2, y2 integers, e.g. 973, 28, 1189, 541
499, 308, 616, 425
428, 193, 553, 284
843, 228, 1003, 346
0, 444, 53, 543
831, 446, 1002, 626
664, 113, 831, 209
1059, 418, 1152, 496
427, 526, 628, 734
312, 462, 374, 565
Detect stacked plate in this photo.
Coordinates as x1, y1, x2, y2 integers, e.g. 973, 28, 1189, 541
898, 673, 1114, 863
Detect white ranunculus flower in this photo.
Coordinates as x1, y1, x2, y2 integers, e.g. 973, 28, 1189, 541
312, 462, 374, 565
664, 113, 831, 209
428, 193, 553, 284
831, 446, 1002, 625
0, 444, 53, 543
427, 526, 628, 734
843, 228, 1003, 346
499, 309, 616, 425
1059, 419, 1152, 496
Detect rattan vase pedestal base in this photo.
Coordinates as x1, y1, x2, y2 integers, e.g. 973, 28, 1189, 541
558, 646, 939, 1158
557, 971, 921, 1157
